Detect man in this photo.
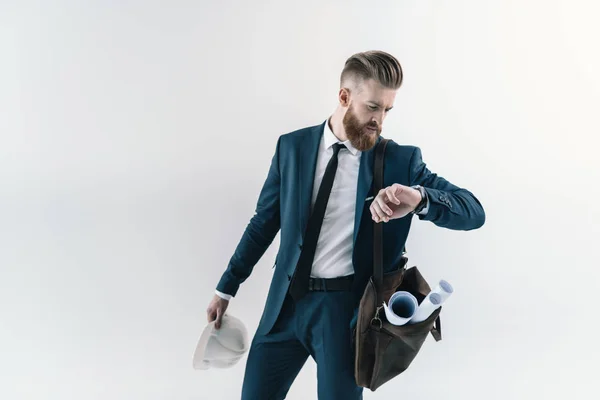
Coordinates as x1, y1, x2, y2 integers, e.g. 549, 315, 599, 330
206, 50, 485, 399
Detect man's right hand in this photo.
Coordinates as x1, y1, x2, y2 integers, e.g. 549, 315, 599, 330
206, 294, 230, 329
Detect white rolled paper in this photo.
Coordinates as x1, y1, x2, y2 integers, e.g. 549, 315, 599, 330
407, 279, 453, 324
432, 279, 454, 303
383, 291, 418, 326
408, 292, 442, 324
418, 279, 454, 309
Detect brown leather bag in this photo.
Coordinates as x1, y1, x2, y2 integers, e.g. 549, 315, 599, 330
353, 138, 443, 391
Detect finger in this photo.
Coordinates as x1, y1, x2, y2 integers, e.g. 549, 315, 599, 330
369, 205, 379, 222
378, 188, 389, 203
386, 187, 400, 204
372, 201, 389, 223
393, 184, 410, 202
207, 308, 216, 323
375, 193, 393, 216
215, 309, 222, 329
370, 204, 382, 223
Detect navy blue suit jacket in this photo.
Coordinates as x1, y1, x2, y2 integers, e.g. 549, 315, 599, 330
216, 120, 485, 336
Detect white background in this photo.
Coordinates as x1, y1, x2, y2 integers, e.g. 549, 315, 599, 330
1, 1, 599, 399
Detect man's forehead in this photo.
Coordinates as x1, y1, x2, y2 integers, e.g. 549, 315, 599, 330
367, 99, 395, 110
368, 99, 392, 106
362, 84, 395, 103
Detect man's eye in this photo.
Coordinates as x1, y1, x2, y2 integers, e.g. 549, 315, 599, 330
369, 106, 377, 111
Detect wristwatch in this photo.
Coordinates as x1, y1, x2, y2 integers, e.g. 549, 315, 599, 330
410, 185, 427, 215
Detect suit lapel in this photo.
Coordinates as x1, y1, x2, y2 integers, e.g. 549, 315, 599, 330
353, 136, 382, 247
298, 121, 325, 237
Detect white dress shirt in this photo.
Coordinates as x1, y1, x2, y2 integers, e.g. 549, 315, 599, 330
305, 117, 361, 278
215, 117, 429, 300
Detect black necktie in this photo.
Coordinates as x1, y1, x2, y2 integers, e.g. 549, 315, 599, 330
288, 142, 346, 302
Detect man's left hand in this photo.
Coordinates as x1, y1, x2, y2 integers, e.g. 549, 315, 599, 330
369, 183, 422, 223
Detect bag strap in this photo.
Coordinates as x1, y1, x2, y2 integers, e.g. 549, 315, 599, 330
373, 138, 389, 302
431, 315, 442, 341
372, 139, 443, 342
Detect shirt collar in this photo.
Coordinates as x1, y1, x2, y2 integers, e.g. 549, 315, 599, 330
323, 117, 360, 156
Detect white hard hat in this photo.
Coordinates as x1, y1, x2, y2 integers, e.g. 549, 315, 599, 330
192, 314, 249, 370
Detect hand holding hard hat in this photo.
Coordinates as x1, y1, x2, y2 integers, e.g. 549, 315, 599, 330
206, 294, 229, 329
192, 313, 249, 370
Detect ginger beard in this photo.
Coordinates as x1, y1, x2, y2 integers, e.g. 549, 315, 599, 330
342, 102, 381, 152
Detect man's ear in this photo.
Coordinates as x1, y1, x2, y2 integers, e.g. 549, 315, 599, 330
339, 87, 351, 107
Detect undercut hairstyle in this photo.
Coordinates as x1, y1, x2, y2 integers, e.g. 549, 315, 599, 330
340, 50, 403, 93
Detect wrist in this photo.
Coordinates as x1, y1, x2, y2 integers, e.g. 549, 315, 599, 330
410, 185, 427, 214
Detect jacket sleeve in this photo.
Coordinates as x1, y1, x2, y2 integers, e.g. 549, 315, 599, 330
409, 146, 485, 231
215, 136, 282, 297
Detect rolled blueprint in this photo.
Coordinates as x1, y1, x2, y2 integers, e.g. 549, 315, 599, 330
431, 279, 454, 303
417, 279, 454, 310
408, 279, 453, 324
408, 292, 442, 324
383, 291, 418, 326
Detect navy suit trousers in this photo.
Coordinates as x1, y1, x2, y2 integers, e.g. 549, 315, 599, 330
241, 291, 363, 400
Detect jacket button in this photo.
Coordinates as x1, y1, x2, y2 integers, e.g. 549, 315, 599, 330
298, 244, 302, 250
288, 275, 292, 281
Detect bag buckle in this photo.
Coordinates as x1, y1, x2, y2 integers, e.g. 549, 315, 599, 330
370, 303, 385, 329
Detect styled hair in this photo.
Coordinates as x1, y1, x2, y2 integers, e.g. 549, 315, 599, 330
340, 50, 403, 93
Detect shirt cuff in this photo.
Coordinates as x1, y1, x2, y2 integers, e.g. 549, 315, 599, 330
215, 290, 233, 301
